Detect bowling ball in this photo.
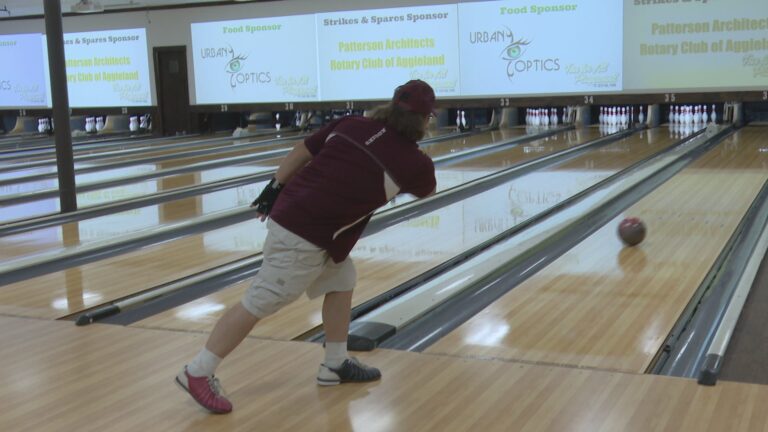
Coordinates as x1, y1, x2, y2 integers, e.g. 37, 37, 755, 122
618, 217, 646, 247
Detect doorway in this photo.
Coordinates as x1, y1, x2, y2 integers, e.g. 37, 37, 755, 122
154, 46, 192, 136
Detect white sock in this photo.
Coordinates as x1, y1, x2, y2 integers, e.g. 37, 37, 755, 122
324, 342, 348, 369
187, 348, 222, 377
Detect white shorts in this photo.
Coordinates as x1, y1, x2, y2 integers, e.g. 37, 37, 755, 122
241, 220, 356, 318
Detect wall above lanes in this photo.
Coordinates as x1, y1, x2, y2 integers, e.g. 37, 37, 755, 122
624, 0, 768, 93
0, 0, 767, 109
0, 0, 451, 109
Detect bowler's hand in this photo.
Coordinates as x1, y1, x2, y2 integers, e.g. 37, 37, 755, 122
251, 178, 283, 222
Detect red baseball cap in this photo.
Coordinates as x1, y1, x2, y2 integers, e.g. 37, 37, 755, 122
393, 80, 436, 116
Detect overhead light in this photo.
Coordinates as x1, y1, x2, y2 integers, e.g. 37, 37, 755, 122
71, 0, 104, 13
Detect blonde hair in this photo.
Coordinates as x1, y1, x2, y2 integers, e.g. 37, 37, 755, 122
367, 103, 428, 142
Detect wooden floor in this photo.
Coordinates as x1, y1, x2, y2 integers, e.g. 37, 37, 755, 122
2, 315, 767, 432
134, 128, 670, 341
0, 132, 301, 182
0, 128, 491, 256
4, 127, 768, 430
0, 147, 294, 224
427, 127, 768, 373
0, 128, 600, 322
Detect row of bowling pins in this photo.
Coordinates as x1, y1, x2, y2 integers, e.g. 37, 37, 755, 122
274, 112, 313, 130
668, 120, 707, 139
37, 118, 53, 133
598, 122, 632, 136
668, 105, 716, 125
599, 106, 643, 127
525, 108, 565, 127
84, 116, 105, 133
456, 110, 469, 129
129, 115, 150, 132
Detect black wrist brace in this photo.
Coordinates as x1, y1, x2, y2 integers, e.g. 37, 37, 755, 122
251, 177, 283, 215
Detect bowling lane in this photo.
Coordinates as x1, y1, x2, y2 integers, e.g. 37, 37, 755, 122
425, 127, 768, 374
0, 153, 282, 225
0, 127, 452, 177
0, 127, 583, 318
0, 128, 515, 225
0, 133, 199, 162
127, 128, 676, 340
0, 127, 465, 205
0, 128, 533, 260
0, 134, 304, 193
0, 131, 304, 180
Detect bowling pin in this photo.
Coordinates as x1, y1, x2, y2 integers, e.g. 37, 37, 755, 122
711, 104, 717, 124
96, 116, 104, 131
638, 106, 645, 125
702, 106, 708, 124
275, 113, 281, 131
460, 110, 467, 129
129, 116, 139, 132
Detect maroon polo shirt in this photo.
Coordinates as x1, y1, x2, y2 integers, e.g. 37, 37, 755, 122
270, 116, 436, 262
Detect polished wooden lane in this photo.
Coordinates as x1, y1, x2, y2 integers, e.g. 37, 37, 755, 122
0, 133, 206, 168
0, 136, 301, 196
2, 316, 767, 431
0, 132, 300, 183
0, 129, 583, 318
0, 129, 471, 224
0, 156, 280, 225
0, 129, 529, 260
131, 129, 674, 341
0, 133, 199, 168
426, 127, 768, 373
0, 135, 309, 224
0, 127, 448, 185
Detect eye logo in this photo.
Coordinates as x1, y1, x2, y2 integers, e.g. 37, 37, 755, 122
222, 45, 271, 89
225, 54, 246, 74
499, 28, 530, 79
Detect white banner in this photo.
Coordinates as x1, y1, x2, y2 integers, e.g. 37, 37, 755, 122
0, 34, 48, 108
191, 15, 319, 104
624, 0, 768, 91
59, 28, 152, 107
458, 1, 623, 96
316, 4, 460, 101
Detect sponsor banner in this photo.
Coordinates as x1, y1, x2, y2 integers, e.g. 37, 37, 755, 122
191, 15, 319, 104
316, 4, 460, 100
0, 33, 48, 108
458, 1, 623, 96
624, 0, 768, 90
57, 28, 152, 107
